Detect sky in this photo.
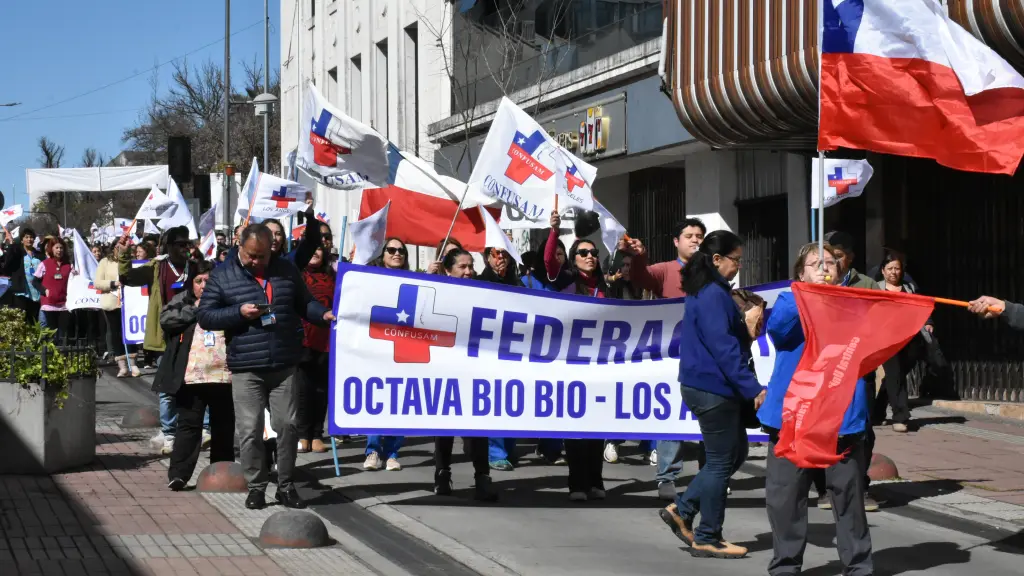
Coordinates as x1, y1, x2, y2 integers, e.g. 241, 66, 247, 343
0, 0, 282, 210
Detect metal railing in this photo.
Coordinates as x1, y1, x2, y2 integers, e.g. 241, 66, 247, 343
0, 344, 97, 387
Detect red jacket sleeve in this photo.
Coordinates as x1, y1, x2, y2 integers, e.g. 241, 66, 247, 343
629, 252, 667, 296
543, 228, 561, 282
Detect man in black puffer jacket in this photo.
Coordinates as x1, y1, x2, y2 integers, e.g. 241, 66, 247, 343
198, 224, 334, 511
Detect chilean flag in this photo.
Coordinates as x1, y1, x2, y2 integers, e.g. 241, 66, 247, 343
359, 145, 501, 253
369, 284, 457, 363
819, 0, 1024, 175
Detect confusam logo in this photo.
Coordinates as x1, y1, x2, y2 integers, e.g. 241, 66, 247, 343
369, 284, 457, 363
505, 130, 554, 184
309, 109, 352, 167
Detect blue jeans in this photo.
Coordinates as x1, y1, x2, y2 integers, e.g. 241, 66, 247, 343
674, 387, 748, 544
203, 407, 210, 431
159, 392, 177, 437
488, 438, 517, 462
656, 440, 687, 484
366, 436, 404, 459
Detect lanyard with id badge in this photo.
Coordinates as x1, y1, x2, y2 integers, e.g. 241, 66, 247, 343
168, 261, 189, 291
257, 278, 275, 326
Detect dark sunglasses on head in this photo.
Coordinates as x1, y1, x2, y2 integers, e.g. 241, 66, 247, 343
384, 246, 407, 256
576, 248, 600, 258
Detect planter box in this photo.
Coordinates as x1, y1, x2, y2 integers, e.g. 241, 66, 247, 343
0, 377, 96, 474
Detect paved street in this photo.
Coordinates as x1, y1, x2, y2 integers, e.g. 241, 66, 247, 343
3, 371, 1023, 575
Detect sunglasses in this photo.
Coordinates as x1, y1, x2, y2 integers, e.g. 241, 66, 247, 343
322, 234, 334, 241
384, 246, 407, 256
576, 248, 600, 258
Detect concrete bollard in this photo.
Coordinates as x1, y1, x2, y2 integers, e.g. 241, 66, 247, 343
195, 461, 249, 493
259, 510, 330, 548
120, 406, 160, 429
867, 453, 899, 481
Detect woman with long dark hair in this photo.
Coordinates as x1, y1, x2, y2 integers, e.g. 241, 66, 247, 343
296, 246, 334, 453
658, 230, 764, 559
364, 236, 409, 471
543, 212, 607, 501
431, 248, 498, 501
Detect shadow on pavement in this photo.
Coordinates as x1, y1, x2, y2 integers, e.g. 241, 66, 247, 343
980, 529, 1024, 556
873, 478, 971, 507
801, 541, 971, 576
909, 415, 967, 430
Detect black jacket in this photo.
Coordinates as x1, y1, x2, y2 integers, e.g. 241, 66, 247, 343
197, 247, 329, 373
0, 243, 42, 297
152, 291, 199, 395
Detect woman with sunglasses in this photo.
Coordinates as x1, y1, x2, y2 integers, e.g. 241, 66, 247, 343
363, 236, 409, 471
295, 246, 335, 454
658, 230, 765, 559
543, 212, 608, 502
428, 248, 499, 500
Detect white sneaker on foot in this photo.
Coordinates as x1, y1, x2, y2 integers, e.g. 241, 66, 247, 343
201, 431, 211, 450
603, 443, 619, 463
386, 457, 402, 471
363, 452, 383, 470
649, 449, 658, 466
149, 432, 165, 452
569, 491, 588, 502
588, 488, 606, 500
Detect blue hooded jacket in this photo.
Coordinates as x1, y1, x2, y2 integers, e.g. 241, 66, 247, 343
677, 274, 763, 400
756, 291, 868, 435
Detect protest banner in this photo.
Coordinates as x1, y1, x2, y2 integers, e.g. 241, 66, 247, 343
66, 275, 102, 311
328, 264, 790, 441
121, 260, 150, 345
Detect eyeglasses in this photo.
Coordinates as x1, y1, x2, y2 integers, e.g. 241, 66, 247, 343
723, 254, 742, 265
384, 246, 407, 256
576, 248, 600, 258
322, 234, 334, 241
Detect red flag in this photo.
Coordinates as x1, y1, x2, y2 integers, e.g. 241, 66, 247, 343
360, 186, 500, 253
775, 283, 935, 468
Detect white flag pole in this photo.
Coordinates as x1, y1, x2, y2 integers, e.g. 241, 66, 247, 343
818, 151, 826, 267
437, 183, 471, 263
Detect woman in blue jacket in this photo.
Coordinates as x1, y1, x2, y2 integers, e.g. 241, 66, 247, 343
657, 230, 764, 559
757, 243, 873, 576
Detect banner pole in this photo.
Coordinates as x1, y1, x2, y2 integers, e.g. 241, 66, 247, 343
338, 215, 348, 259
437, 183, 471, 263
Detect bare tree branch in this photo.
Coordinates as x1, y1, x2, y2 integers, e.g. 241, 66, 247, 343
38, 137, 65, 169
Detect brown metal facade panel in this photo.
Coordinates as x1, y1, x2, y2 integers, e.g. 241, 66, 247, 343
665, 0, 818, 149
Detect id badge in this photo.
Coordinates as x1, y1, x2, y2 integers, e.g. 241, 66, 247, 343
171, 281, 185, 290
53, 273, 63, 280
261, 313, 276, 327
203, 331, 216, 347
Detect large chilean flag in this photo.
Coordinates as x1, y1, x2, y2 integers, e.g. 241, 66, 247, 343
359, 145, 501, 253
819, 0, 1024, 175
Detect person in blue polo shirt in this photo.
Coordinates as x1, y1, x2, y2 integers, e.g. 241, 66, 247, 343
758, 242, 873, 576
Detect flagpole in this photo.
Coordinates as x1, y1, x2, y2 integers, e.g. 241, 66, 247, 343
818, 150, 826, 265
437, 183, 472, 263
338, 215, 348, 259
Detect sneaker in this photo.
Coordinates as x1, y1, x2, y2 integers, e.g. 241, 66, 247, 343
864, 493, 880, 512
311, 439, 328, 453
434, 469, 453, 496
489, 459, 514, 472
297, 440, 311, 453
167, 478, 186, 492
201, 430, 211, 450
892, 422, 909, 433
161, 435, 174, 456
363, 452, 383, 471
386, 457, 402, 471
569, 491, 588, 502
818, 493, 832, 510
659, 503, 694, 546
658, 482, 677, 502
553, 456, 567, 466
474, 475, 499, 502
603, 443, 619, 463
649, 449, 658, 466
727, 484, 732, 496
588, 488, 606, 500
689, 540, 748, 559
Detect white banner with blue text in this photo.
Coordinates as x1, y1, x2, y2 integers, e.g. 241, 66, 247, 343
121, 260, 150, 345
329, 264, 790, 440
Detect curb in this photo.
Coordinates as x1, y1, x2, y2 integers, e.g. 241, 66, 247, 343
929, 400, 1024, 422
328, 483, 520, 576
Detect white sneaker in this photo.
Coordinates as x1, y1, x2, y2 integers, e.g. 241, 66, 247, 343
149, 432, 165, 452
603, 443, 619, 464
201, 431, 211, 450
649, 449, 658, 466
569, 491, 588, 502
588, 488, 606, 500
363, 452, 383, 471
161, 435, 175, 456
386, 457, 402, 471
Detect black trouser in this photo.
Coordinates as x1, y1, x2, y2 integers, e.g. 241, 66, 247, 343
765, 437, 873, 576
168, 384, 235, 483
295, 349, 329, 441
43, 310, 71, 345
876, 351, 911, 424
104, 309, 124, 354
71, 309, 104, 351
565, 439, 605, 493
15, 296, 39, 326
434, 436, 490, 480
